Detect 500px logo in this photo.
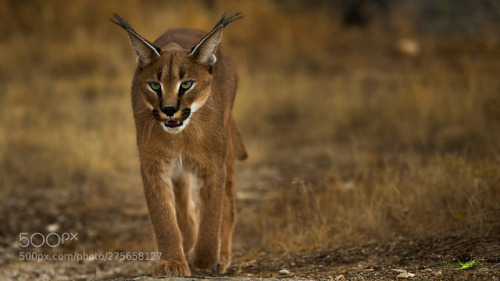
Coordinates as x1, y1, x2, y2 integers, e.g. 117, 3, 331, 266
19, 232, 78, 248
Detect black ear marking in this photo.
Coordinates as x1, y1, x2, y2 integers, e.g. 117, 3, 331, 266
214, 12, 243, 29
111, 13, 161, 65
190, 12, 242, 66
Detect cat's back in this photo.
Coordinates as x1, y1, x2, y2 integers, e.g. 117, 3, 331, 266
154, 28, 207, 50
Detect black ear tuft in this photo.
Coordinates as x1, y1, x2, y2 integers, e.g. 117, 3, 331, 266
190, 12, 242, 66
214, 12, 243, 29
110, 13, 132, 31
111, 13, 161, 65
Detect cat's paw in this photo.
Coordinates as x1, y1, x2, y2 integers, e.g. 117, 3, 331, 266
153, 259, 190, 277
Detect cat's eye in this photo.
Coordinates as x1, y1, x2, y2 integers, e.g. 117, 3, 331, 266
180, 81, 193, 90
149, 82, 161, 91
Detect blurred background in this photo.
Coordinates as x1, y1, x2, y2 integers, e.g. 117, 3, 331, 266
0, 0, 499, 279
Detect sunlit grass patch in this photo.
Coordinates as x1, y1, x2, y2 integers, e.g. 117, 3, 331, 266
441, 259, 482, 270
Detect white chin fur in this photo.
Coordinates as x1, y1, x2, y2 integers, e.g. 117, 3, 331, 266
161, 118, 190, 134
160, 102, 202, 134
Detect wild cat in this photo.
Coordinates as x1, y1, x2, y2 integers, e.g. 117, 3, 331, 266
112, 13, 247, 277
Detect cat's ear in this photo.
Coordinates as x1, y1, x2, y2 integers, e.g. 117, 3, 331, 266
111, 13, 161, 66
190, 12, 242, 66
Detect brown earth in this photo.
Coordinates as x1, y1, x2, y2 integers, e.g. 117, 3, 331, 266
1, 215, 499, 280
1, 143, 499, 280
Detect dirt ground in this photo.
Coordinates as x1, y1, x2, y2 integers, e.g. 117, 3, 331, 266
1, 144, 499, 280
236, 235, 500, 280
1, 221, 499, 280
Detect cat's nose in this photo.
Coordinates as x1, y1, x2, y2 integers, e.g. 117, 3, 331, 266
162, 106, 178, 117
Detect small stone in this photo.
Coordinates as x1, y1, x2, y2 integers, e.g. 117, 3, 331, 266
279, 269, 290, 275
397, 272, 415, 279
46, 223, 60, 232
335, 274, 345, 280
393, 269, 407, 273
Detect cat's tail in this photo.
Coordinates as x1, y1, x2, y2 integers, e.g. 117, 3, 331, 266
229, 117, 248, 160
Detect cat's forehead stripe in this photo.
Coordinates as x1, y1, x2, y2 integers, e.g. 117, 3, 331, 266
156, 68, 162, 81
179, 65, 185, 80
167, 54, 173, 81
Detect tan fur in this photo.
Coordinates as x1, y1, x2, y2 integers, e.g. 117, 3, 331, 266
112, 13, 246, 277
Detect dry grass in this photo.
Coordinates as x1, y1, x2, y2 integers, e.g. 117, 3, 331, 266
245, 152, 499, 254
1, 0, 499, 265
